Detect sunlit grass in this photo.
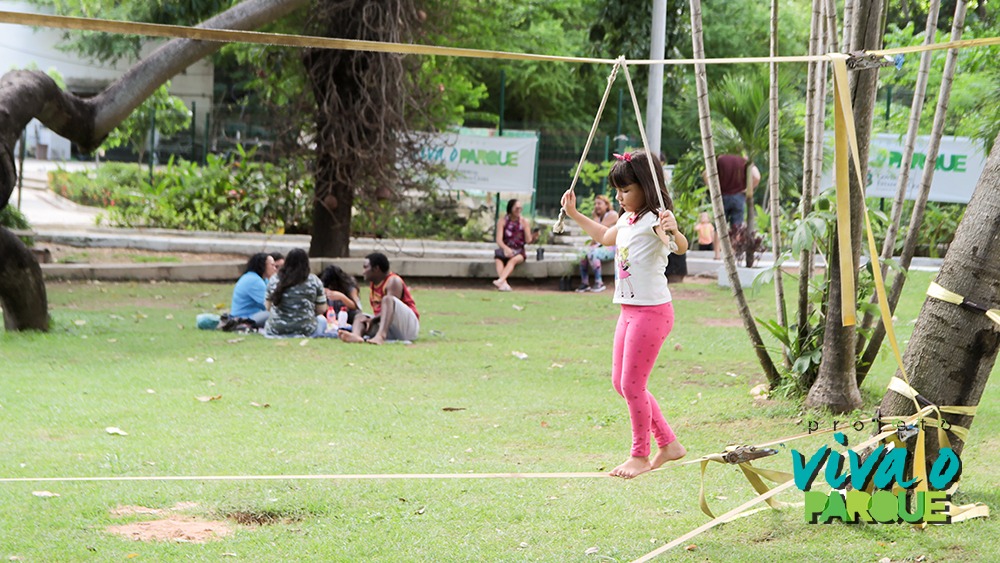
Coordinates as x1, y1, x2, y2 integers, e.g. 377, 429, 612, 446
1, 273, 996, 562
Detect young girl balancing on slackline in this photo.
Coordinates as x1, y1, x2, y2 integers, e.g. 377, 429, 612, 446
560, 150, 688, 479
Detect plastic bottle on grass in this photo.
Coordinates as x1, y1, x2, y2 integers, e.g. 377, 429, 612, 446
337, 307, 349, 330
326, 307, 337, 333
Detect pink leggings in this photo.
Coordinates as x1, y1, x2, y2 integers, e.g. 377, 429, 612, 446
612, 302, 677, 458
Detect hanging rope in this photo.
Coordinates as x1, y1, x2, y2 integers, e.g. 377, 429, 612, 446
552, 56, 623, 234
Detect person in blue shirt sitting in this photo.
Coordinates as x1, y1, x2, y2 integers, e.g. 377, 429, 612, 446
230, 253, 277, 328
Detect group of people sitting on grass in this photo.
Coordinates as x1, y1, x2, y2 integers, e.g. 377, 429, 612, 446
229, 249, 419, 345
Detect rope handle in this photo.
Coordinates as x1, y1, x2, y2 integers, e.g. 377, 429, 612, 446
619, 61, 678, 253
554, 57, 624, 234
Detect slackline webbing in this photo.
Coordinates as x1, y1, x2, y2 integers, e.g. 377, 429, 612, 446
0, 10, 997, 66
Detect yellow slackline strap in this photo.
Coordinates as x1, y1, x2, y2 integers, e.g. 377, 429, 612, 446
829, 53, 862, 327
887, 377, 977, 442
927, 282, 1000, 327
0, 9, 615, 64
634, 427, 900, 563
1, 10, 996, 66
872, 36, 1000, 56
697, 452, 793, 519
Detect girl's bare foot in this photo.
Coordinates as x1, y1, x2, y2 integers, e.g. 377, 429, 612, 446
609, 456, 652, 479
651, 441, 686, 470
492, 279, 504, 288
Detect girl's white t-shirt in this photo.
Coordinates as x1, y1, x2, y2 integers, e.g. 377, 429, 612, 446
613, 211, 673, 306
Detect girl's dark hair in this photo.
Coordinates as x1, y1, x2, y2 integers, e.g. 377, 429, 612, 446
506, 198, 518, 215
244, 253, 270, 277
608, 150, 673, 219
320, 264, 357, 294
271, 248, 310, 306
269, 251, 284, 262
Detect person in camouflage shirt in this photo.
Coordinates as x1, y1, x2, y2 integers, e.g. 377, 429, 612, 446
263, 249, 328, 338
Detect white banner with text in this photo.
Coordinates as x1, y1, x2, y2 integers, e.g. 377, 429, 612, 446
419, 133, 538, 194
823, 134, 987, 204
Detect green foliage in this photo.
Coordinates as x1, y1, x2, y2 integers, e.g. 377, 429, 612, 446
54, 147, 313, 234
29, 0, 232, 63
101, 83, 192, 163
880, 22, 1000, 151
709, 69, 805, 196
351, 191, 489, 242
0, 205, 31, 231
443, 0, 601, 126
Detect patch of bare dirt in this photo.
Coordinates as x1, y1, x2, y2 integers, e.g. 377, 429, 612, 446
38, 243, 244, 265
106, 502, 231, 544
106, 517, 232, 543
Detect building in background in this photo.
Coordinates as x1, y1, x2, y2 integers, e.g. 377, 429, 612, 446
0, 0, 213, 161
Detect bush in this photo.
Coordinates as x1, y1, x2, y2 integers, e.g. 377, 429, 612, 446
0, 205, 31, 231
351, 191, 489, 242
54, 148, 313, 234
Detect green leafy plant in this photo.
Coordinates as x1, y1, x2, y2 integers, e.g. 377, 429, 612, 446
351, 190, 489, 242
729, 223, 766, 268
55, 146, 313, 234
0, 205, 31, 231
101, 82, 192, 164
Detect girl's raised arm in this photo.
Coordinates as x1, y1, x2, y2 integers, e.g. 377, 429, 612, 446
561, 189, 618, 247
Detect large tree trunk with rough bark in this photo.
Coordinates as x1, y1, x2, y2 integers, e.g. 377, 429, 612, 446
805, 0, 885, 413
0, 0, 307, 331
857, 0, 966, 384
878, 131, 1000, 461
689, 0, 780, 388
303, 0, 421, 259
0, 229, 48, 330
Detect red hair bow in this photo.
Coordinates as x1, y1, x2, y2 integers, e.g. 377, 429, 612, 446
613, 152, 632, 162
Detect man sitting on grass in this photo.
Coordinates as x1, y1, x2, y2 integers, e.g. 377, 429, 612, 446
339, 252, 420, 345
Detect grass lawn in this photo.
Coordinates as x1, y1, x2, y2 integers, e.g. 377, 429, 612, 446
2, 272, 997, 561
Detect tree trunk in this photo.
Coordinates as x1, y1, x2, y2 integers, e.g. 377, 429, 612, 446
743, 162, 756, 268
878, 130, 1000, 461
689, 0, 780, 388
302, 0, 418, 259
768, 0, 789, 368
857, 1, 966, 384
806, 0, 886, 413
0, 228, 48, 331
856, 0, 941, 352
796, 0, 823, 341
841, 0, 855, 52
0, 0, 308, 331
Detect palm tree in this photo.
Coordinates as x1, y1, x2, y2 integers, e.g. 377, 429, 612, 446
709, 71, 804, 268
768, 0, 789, 367
856, 0, 967, 384
689, 0, 780, 387
805, 0, 886, 413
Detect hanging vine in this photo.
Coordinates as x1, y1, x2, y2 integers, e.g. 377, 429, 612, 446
302, 0, 445, 256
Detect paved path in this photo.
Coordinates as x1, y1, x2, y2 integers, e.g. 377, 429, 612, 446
9, 158, 102, 228
9, 158, 942, 283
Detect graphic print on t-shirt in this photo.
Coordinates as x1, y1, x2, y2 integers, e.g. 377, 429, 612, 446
617, 246, 635, 298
